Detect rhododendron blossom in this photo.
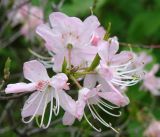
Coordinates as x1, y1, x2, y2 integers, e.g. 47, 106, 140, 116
5, 11, 143, 133
98, 37, 141, 87
5, 60, 76, 128
36, 12, 100, 72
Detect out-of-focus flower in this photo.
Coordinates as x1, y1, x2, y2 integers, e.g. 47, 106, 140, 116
36, 12, 101, 72
142, 64, 160, 96
8, 4, 43, 39
5, 60, 76, 128
134, 52, 152, 68
144, 120, 160, 137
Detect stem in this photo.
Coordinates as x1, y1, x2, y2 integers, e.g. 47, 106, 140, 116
70, 75, 82, 89
75, 71, 96, 75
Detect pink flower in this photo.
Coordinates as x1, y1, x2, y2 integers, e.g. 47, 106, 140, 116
142, 64, 160, 96
8, 4, 43, 38
98, 37, 141, 87
144, 121, 160, 137
36, 12, 100, 72
5, 60, 76, 128
62, 75, 129, 132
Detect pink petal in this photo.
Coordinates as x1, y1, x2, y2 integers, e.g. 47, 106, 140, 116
83, 74, 97, 88
49, 12, 68, 30
108, 37, 119, 55
51, 73, 69, 90
98, 91, 129, 107
22, 91, 52, 118
80, 15, 100, 43
59, 90, 77, 117
23, 60, 49, 82
62, 112, 76, 125
36, 24, 56, 50
98, 42, 109, 61
5, 83, 36, 94
76, 100, 86, 120
150, 64, 159, 74
111, 51, 134, 65
98, 61, 113, 81
52, 54, 65, 72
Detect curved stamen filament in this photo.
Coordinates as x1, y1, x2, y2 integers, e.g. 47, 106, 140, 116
98, 99, 119, 109
22, 91, 46, 123
111, 61, 132, 69
53, 91, 60, 116
97, 103, 121, 117
23, 91, 41, 110
90, 104, 119, 133
84, 112, 102, 132
40, 92, 48, 127
42, 91, 54, 129
117, 67, 142, 75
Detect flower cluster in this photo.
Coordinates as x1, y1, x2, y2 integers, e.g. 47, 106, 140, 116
8, 3, 43, 39
5, 12, 142, 132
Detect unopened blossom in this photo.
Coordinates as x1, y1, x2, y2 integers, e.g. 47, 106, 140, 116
36, 12, 101, 72
142, 64, 160, 96
98, 37, 141, 87
8, 4, 43, 39
144, 121, 160, 137
5, 60, 76, 128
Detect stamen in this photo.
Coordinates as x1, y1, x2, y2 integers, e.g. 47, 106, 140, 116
84, 112, 102, 132
53, 91, 60, 116
97, 103, 121, 117
40, 92, 49, 127
22, 91, 46, 123
98, 98, 119, 109
91, 104, 119, 133
23, 91, 41, 110
42, 91, 54, 129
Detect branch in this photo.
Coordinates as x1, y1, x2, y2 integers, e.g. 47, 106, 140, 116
0, 92, 30, 100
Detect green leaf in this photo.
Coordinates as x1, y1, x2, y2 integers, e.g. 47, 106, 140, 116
62, 57, 67, 73
87, 54, 100, 71
3, 57, 11, 80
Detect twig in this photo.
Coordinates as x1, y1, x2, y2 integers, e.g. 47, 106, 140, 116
0, 92, 30, 100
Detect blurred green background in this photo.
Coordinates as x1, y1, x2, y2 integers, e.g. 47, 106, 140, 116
0, 0, 160, 137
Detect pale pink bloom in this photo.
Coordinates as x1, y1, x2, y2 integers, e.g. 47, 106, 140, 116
36, 12, 100, 72
98, 37, 141, 87
8, 4, 43, 38
62, 75, 129, 132
142, 64, 160, 96
5, 60, 76, 128
144, 121, 160, 137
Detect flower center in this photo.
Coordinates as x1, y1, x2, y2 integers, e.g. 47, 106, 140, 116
67, 43, 73, 49
36, 80, 49, 91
